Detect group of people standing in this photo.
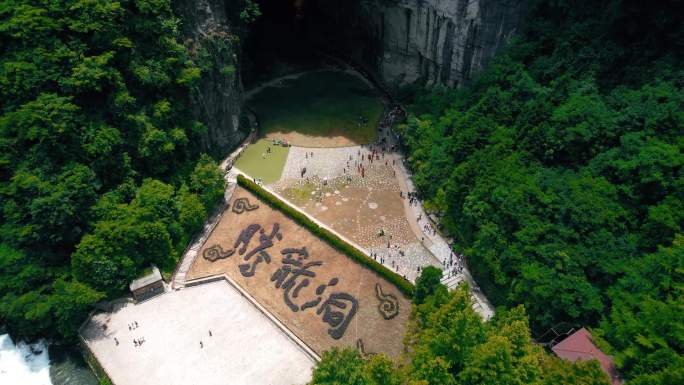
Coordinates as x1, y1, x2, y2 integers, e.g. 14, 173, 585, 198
357, 115, 369, 128
133, 337, 145, 347
444, 252, 467, 279
379, 105, 405, 133
125, 320, 144, 348
199, 330, 212, 349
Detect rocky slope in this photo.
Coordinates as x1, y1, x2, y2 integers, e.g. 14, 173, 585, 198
174, 0, 246, 156
365, 0, 527, 87
312, 0, 526, 87
172, 0, 526, 154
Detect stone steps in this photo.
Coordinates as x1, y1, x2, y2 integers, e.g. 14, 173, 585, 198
440, 272, 464, 290
171, 181, 238, 289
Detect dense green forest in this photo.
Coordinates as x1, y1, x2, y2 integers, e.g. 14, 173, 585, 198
0, 1, 227, 340
395, 0, 683, 383
311, 267, 611, 385
1, 0, 682, 384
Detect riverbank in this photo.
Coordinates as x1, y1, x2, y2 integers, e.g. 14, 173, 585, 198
0, 334, 97, 385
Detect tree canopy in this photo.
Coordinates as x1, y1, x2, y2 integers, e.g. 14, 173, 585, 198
396, 0, 683, 382
0, 0, 227, 341
311, 274, 611, 385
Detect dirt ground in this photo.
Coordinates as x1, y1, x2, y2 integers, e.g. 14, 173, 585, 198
187, 187, 410, 358
247, 70, 383, 148
270, 144, 441, 281
263, 131, 363, 148
277, 173, 413, 249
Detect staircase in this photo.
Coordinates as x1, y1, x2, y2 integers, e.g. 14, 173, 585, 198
440, 272, 465, 290
171, 182, 237, 289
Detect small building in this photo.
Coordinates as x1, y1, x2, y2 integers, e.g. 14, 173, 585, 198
552, 328, 622, 385
129, 266, 164, 303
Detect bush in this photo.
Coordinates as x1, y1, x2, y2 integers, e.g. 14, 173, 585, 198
237, 175, 414, 297
414, 266, 444, 305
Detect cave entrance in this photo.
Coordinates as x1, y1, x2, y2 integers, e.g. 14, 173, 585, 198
242, 0, 381, 86
241, 0, 387, 148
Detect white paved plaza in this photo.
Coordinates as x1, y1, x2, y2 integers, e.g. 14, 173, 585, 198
81, 281, 315, 385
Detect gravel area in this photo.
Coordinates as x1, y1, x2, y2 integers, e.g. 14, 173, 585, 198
277, 145, 363, 182
272, 144, 444, 284
368, 242, 442, 282
263, 138, 495, 318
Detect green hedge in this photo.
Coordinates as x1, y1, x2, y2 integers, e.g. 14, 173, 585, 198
237, 175, 415, 297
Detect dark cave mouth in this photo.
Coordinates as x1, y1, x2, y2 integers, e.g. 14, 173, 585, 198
242, 0, 381, 85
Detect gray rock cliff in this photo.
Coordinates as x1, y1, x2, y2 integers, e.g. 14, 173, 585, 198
174, 0, 245, 156
364, 0, 527, 87
172, 0, 525, 156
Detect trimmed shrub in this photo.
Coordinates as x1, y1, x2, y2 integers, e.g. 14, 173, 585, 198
237, 175, 415, 297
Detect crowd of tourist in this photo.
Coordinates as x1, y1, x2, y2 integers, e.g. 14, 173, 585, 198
289, 103, 472, 285
443, 252, 467, 279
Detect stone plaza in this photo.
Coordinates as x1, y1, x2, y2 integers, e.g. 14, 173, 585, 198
81, 281, 315, 385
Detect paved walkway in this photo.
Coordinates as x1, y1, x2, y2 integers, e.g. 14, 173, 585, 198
172, 181, 237, 289
82, 281, 315, 385
383, 129, 495, 319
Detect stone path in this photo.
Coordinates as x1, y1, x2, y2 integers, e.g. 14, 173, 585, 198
367, 242, 441, 281
278, 146, 360, 182
171, 180, 237, 289
385, 131, 495, 319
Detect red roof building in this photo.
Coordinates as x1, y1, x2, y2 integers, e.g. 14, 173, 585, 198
551, 328, 622, 385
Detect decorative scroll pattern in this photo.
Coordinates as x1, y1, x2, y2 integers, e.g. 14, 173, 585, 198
203, 245, 235, 262
375, 283, 399, 320
212, 221, 360, 340
232, 197, 259, 214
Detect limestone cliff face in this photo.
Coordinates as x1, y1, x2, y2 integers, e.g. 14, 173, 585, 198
172, 0, 525, 155
361, 0, 527, 87
174, 0, 245, 156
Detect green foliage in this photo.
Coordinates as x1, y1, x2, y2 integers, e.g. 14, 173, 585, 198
71, 176, 219, 295
0, 249, 104, 341
413, 266, 442, 305
50, 279, 105, 339
239, 0, 261, 23
312, 284, 610, 385
190, 154, 226, 209
176, 184, 207, 235
237, 174, 414, 297
310, 348, 399, 385
397, 0, 683, 381
595, 237, 684, 382
0, 0, 229, 342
